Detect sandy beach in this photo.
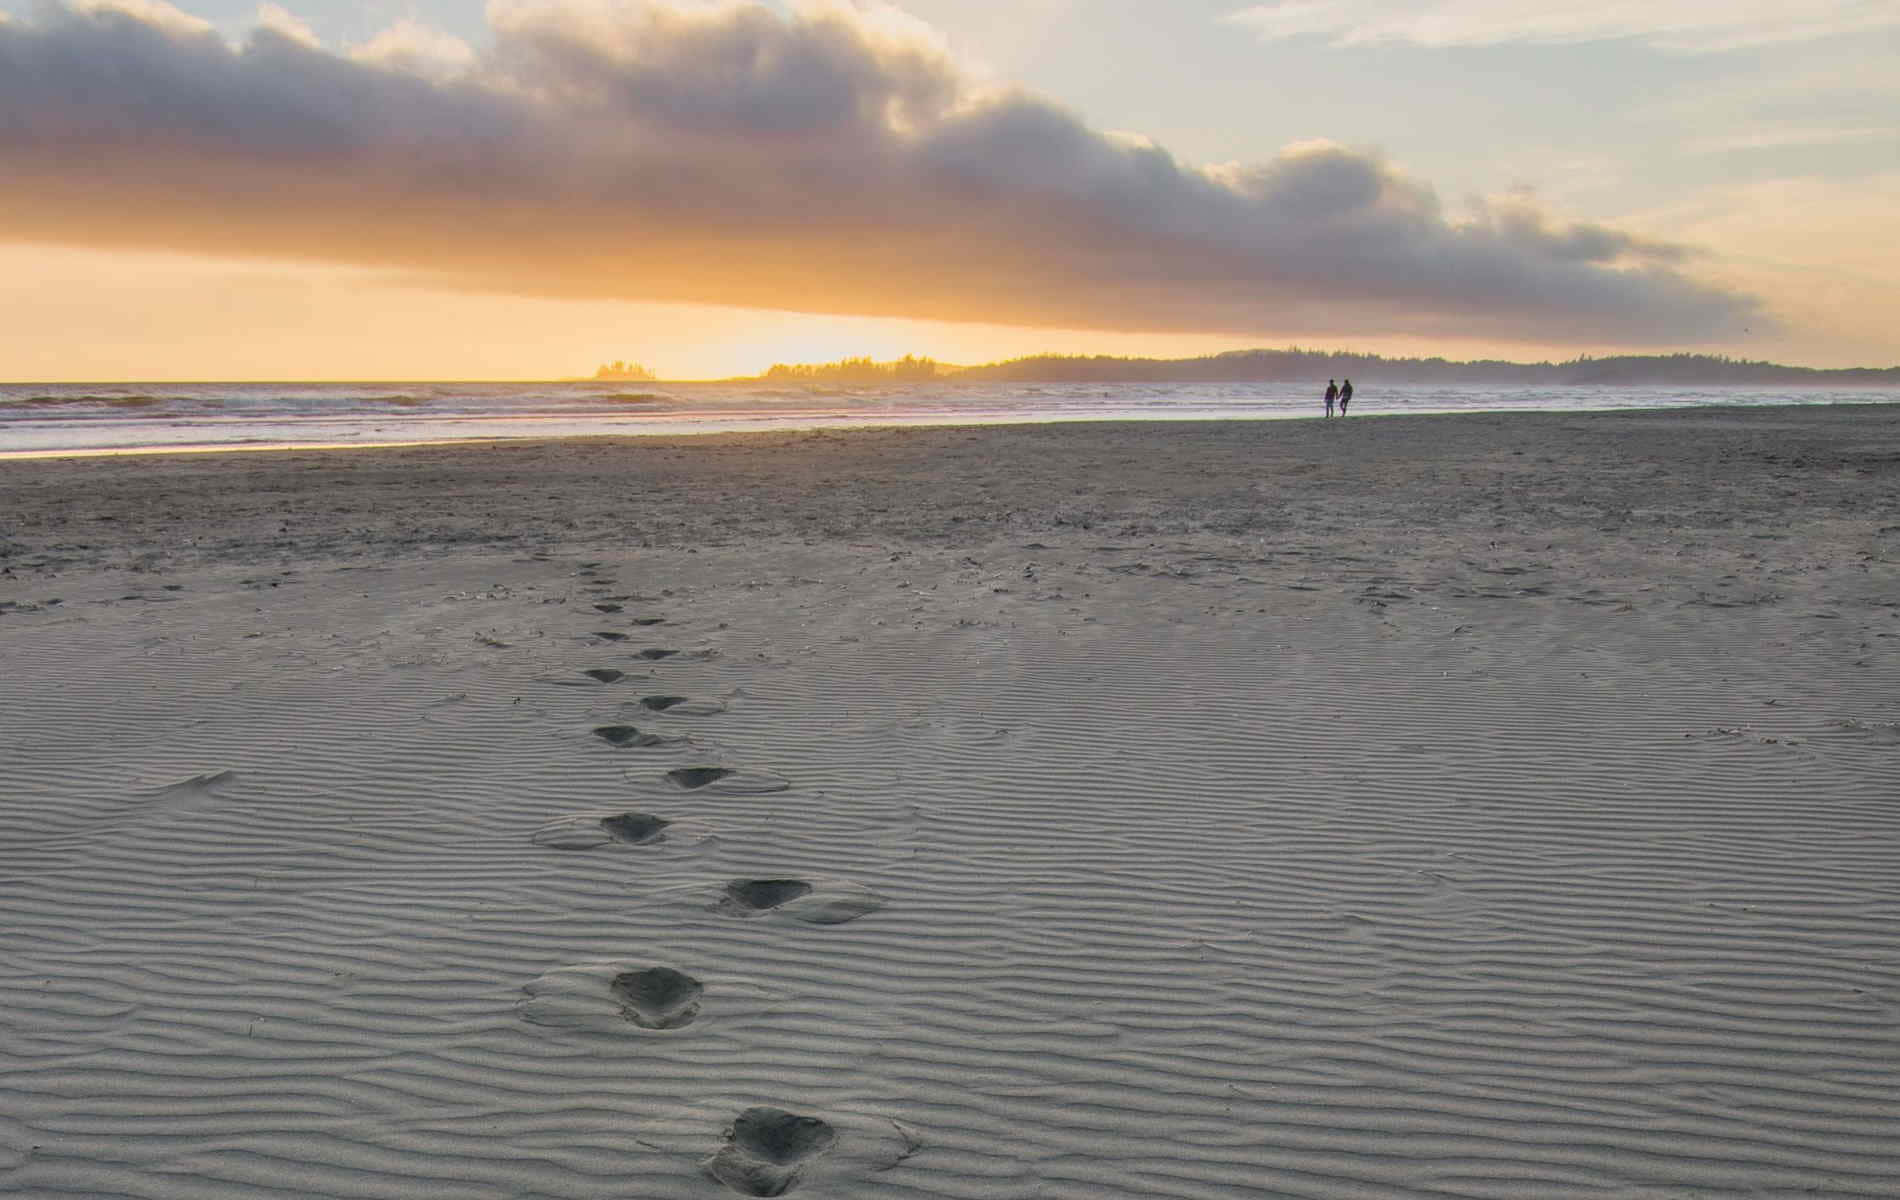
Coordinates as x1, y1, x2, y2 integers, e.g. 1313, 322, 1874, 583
3, 405, 1898, 1198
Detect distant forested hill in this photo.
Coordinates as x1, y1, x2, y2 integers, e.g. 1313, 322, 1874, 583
950, 350, 1900, 386
744, 350, 1896, 386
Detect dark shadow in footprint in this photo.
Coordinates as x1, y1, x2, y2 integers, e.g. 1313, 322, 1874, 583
668, 767, 735, 789
635, 648, 680, 660
663, 767, 789, 793
711, 877, 883, 924
599, 813, 671, 844
594, 603, 623, 613
609, 967, 702, 1030
138, 769, 240, 816
593, 631, 629, 641
583, 668, 625, 683
719, 879, 814, 917
703, 1107, 836, 1197
158, 768, 238, 793
593, 725, 673, 748
639, 695, 728, 716
632, 617, 666, 626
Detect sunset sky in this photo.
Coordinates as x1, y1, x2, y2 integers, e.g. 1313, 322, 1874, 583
2, 0, 1894, 380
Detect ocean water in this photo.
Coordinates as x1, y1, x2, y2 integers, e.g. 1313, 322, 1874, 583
2, 379, 1893, 458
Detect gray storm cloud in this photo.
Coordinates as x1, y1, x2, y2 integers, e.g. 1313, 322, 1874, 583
0, 0, 1760, 341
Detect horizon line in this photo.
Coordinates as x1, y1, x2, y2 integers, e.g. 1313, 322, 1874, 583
7, 346, 1900, 386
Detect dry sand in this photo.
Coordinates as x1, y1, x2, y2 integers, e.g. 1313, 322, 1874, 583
3, 406, 1899, 1198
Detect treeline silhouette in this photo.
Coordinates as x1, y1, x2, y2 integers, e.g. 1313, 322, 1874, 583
593, 360, 656, 381
750, 349, 1898, 386
762, 354, 942, 383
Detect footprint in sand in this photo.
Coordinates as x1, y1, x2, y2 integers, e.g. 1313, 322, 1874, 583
664, 766, 790, 794
718, 879, 814, 916
135, 770, 240, 817
549, 667, 640, 687
640, 695, 728, 716
599, 812, 671, 843
532, 811, 672, 849
592, 724, 680, 748
609, 966, 703, 1029
714, 878, 885, 925
518, 960, 749, 1032
703, 1107, 837, 1197
632, 647, 719, 662
593, 631, 629, 641
637, 1105, 916, 1194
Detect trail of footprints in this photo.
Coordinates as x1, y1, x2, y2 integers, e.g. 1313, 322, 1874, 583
529, 563, 885, 1195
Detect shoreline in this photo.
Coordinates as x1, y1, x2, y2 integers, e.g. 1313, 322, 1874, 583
4, 390, 1895, 463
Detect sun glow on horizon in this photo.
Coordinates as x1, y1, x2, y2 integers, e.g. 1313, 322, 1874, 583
1, 234, 1892, 382
2, 242, 1653, 383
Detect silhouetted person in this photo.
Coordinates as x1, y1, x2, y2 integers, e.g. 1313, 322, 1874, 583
1324, 379, 1338, 418
1339, 378, 1353, 415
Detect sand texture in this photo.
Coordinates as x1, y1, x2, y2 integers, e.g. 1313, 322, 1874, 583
3, 407, 1899, 1198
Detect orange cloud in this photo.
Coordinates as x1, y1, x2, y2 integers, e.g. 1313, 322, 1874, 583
0, 0, 1760, 343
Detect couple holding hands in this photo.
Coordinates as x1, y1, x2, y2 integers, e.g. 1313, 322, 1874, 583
1324, 379, 1354, 417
